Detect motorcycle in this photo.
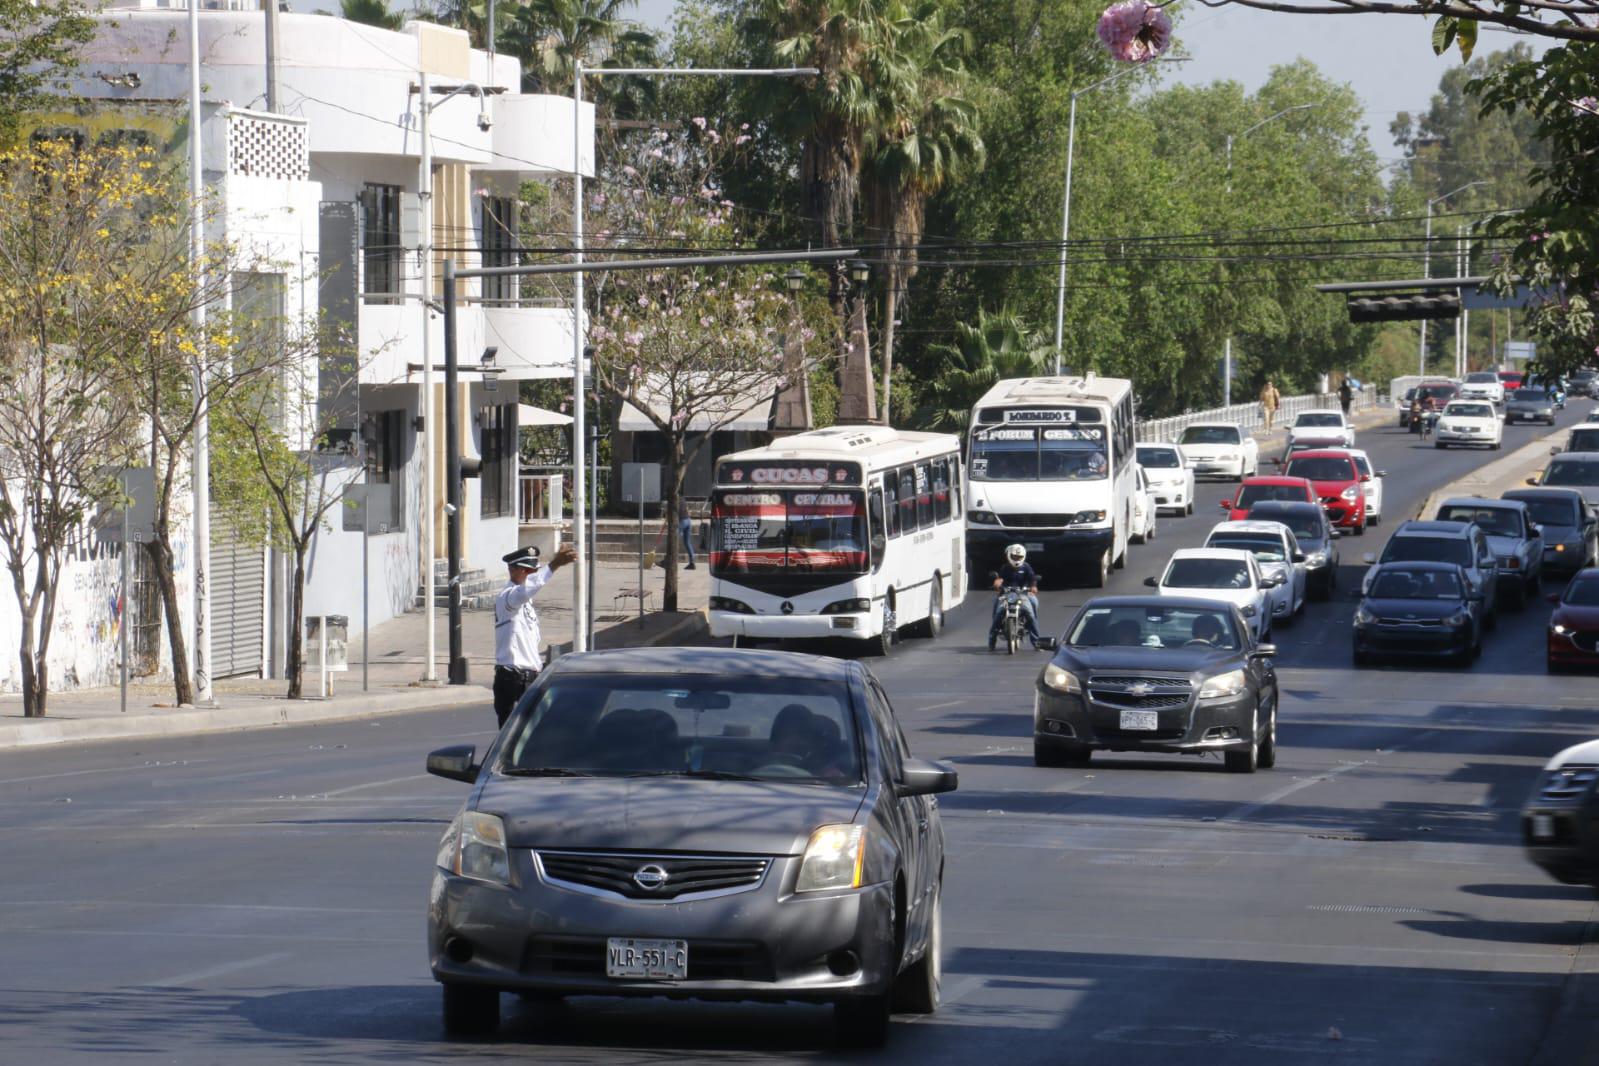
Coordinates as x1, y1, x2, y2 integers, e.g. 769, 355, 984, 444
1552, 385, 1568, 409
997, 586, 1028, 655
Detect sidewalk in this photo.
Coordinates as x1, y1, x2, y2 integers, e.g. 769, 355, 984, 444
0, 554, 710, 750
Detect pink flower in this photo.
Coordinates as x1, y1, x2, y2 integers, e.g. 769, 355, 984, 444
720, 199, 734, 208
1096, 0, 1173, 63
649, 148, 664, 159
671, 195, 686, 206
1575, 96, 1599, 115
691, 116, 707, 130
706, 130, 720, 144
735, 135, 751, 145
740, 123, 750, 131
621, 164, 638, 177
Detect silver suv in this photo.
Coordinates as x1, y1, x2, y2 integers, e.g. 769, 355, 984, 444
1364, 520, 1501, 620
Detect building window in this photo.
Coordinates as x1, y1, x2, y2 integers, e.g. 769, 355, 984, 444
359, 183, 402, 302
363, 409, 407, 532
480, 403, 515, 517
480, 196, 518, 305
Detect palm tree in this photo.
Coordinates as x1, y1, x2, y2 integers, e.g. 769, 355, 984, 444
341, 0, 405, 31
864, 3, 983, 425
502, 0, 657, 108
921, 309, 1053, 432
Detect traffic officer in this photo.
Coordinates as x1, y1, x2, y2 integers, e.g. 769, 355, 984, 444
493, 542, 577, 728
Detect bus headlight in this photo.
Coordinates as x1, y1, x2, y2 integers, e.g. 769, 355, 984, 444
710, 596, 754, 614
822, 598, 871, 615
1071, 510, 1107, 525
968, 510, 1000, 526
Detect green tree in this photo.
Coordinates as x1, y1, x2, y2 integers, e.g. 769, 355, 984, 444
502, 0, 658, 112
0, 0, 93, 146
340, 0, 406, 30
918, 308, 1053, 431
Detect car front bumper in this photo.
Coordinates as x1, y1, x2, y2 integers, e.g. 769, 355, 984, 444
1543, 542, 1588, 571
1321, 498, 1364, 528
1436, 426, 1495, 444
1354, 622, 1472, 657
1034, 688, 1258, 755
1507, 407, 1555, 422
428, 857, 897, 1002
1147, 480, 1189, 508
1523, 805, 1599, 885
1189, 455, 1245, 479
1548, 629, 1599, 666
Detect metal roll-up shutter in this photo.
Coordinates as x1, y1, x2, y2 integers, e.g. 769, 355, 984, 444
210, 521, 265, 679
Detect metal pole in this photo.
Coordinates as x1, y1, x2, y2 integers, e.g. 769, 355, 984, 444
419, 72, 437, 682
120, 478, 129, 715
1223, 336, 1232, 407
1457, 225, 1468, 377
588, 403, 597, 648
1224, 134, 1233, 194
637, 494, 645, 629
188, 2, 212, 707
362, 486, 370, 692
445, 261, 467, 684
571, 61, 588, 652
1052, 90, 1078, 374
1419, 204, 1432, 377
264, 0, 281, 112
486, 0, 496, 80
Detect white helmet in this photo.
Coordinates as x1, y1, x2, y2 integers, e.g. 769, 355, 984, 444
1005, 543, 1027, 565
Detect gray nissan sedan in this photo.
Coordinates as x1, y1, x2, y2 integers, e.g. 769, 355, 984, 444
425, 647, 956, 1046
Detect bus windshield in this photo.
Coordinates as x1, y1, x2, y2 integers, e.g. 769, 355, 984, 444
710, 489, 868, 575
971, 425, 1107, 481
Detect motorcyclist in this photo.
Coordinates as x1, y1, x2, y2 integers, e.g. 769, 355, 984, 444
989, 543, 1043, 651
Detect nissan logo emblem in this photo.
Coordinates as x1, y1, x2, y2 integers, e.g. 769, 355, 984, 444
633, 864, 669, 891
781, 601, 794, 615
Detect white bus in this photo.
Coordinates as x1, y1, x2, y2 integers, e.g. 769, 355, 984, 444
965, 375, 1137, 587
708, 426, 968, 655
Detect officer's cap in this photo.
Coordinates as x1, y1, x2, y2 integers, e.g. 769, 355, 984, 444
502, 546, 541, 569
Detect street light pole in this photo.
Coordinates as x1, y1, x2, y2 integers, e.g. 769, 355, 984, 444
1419, 180, 1487, 377
418, 71, 436, 682
188, 1, 212, 706
1221, 102, 1316, 405
568, 62, 815, 649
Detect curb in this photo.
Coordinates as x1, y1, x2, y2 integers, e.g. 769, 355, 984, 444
1412, 424, 1568, 524
0, 610, 711, 752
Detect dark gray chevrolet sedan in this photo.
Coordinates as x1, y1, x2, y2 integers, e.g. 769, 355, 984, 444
425, 647, 956, 1046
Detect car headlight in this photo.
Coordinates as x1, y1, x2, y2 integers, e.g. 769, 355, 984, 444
796, 824, 865, 892
968, 509, 999, 526
1553, 623, 1573, 635
1341, 486, 1360, 501
1354, 605, 1375, 625
1198, 669, 1247, 699
451, 811, 511, 885
1043, 663, 1082, 693
1305, 551, 1328, 567
1443, 610, 1469, 626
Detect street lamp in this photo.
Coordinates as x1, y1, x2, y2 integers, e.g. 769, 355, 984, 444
1053, 56, 1188, 374
1419, 180, 1488, 377
849, 259, 871, 288
569, 62, 816, 650
785, 266, 806, 294
1220, 102, 1318, 405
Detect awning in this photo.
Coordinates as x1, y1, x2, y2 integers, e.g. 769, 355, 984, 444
518, 403, 574, 427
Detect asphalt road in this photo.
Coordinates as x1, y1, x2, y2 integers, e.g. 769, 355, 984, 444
4, 402, 1598, 1065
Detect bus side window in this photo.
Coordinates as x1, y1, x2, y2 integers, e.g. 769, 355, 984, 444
915, 463, 933, 528
898, 467, 918, 533
951, 456, 963, 518
883, 474, 901, 538
932, 458, 951, 523
868, 486, 887, 570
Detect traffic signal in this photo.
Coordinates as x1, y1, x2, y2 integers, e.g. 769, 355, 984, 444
1344, 292, 1460, 323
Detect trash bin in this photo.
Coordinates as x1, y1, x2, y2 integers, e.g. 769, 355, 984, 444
306, 615, 349, 672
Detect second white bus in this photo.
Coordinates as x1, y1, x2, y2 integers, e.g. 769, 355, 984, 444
708, 426, 967, 654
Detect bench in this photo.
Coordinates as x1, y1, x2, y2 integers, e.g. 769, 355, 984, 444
614, 587, 655, 613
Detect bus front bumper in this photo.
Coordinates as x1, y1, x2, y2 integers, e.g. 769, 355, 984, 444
968, 526, 1114, 562
708, 610, 878, 640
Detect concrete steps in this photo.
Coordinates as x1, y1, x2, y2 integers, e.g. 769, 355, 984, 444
411, 561, 497, 611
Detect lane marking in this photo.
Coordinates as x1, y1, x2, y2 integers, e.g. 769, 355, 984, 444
1224, 729, 1441, 823
146, 951, 293, 988
0, 899, 413, 915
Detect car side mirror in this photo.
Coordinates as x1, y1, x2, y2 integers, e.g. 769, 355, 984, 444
1241, 604, 1257, 617
1361, 551, 1376, 564
1377, 470, 1388, 478
1219, 499, 1232, 510
1527, 476, 1541, 486
1252, 644, 1277, 658
1551, 447, 1560, 456
1547, 592, 1562, 605
898, 757, 959, 797
1263, 574, 1284, 588
1143, 576, 1158, 587
1292, 551, 1306, 563
1329, 528, 1344, 538
1035, 636, 1059, 651
426, 744, 479, 784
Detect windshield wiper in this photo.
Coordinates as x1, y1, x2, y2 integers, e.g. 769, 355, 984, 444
500, 766, 595, 777
628, 769, 771, 781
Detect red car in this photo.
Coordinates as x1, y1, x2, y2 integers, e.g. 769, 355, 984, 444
1219, 476, 1317, 521
1499, 370, 1526, 391
1281, 450, 1367, 534
1548, 568, 1599, 671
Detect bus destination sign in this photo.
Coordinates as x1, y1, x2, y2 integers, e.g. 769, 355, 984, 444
718, 460, 861, 486
998, 406, 1104, 424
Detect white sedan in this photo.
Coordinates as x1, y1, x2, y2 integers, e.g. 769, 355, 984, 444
1288, 409, 1355, 450
1144, 547, 1280, 642
1344, 448, 1386, 525
1136, 442, 1196, 516
1177, 423, 1259, 482
1131, 465, 1160, 544
1205, 520, 1307, 625
1435, 400, 1504, 450
1460, 371, 1506, 405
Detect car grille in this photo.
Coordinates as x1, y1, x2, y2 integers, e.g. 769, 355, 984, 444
1572, 632, 1599, 653
1376, 616, 1440, 626
1320, 495, 1343, 507
995, 513, 1071, 528
1087, 675, 1193, 711
1090, 675, 1191, 688
521, 935, 776, 982
536, 851, 770, 901
1536, 766, 1599, 805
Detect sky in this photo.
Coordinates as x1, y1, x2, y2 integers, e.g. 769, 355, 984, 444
627, 0, 1544, 163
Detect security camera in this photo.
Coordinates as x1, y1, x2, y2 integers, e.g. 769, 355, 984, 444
443, 502, 459, 516
477, 111, 493, 132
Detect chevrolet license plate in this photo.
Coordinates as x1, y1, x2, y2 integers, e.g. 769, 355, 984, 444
1119, 709, 1159, 731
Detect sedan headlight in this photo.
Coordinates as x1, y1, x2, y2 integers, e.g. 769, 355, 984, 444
1553, 623, 1573, 636
452, 811, 511, 885
1443, 610, 1470, 626
1043, 663, 1082, 693
1305, 551, 1328, 567
796, 824, 865, 892
1341, 486, 1360, 501
1354, 605, 1375, 625
1198, 669, 1247, 699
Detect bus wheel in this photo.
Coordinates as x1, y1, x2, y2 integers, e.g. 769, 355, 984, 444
1089, 547, 1111, 589
915, 581, 944, 639
868, 601, 897, 657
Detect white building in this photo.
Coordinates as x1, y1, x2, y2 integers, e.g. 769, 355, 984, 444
44, 8, 593, 686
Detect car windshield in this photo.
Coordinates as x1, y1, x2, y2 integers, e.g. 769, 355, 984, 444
1402, 388, 1417, 401
1418, 385, 1457, 401
1137, 446, 1181, 469
1284, 457, 1356, 482
1369, 569, 1465, 600
1446, 404, 1495, 419
1180, 426, 1240, 445
1208, 534, 1287, 562
1568, 429, 1599, 451
1237, 483, 1310, 508
500, 674, 862, 785
1069, 604, 1240, 651
710, 490, 868, 576
1564, 579, 1599, 607
1437, 505, 1522, 537
1513, 497, 1579, 526
1545, 460, 1599, 487
1351, 455, 1373, 477
1250, 508, 1320, 541
1164, 557, 1251, 589
1296, 413, 1343, 427
970, 425, 1108, 481
1514, 389, 1549, 402
1383, 536, 1471, 567
1465, 373, 1498, 383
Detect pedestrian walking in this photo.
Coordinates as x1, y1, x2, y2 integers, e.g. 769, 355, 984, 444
492, 543, 577, 729
1259, 379, 1281, 431
1337, 378, 1354, 416
678, 494, 696, 571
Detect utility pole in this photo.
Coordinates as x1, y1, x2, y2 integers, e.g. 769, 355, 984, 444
189, 0, 212, 706
418, 73, 438, 682
1419, 181, 1487, 377
264, 0, 280, 111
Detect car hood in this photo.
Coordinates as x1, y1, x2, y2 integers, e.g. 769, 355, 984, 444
1363, 597, 1464, 620
1156, 585, 1258, 609
1303, 478, 1355, 495
1539, 522, 1581, 542
1143, 467, 1186, 483
1547, 739, 1599, 770
1290, 428, 1346, 440
1484, 533, 1530, 556
1181, 444, 1242, 458
1296, 535, 1333, 558
1552, 604, 1599, 630
479, 775, 867, 855
1058, 644, 1242, 675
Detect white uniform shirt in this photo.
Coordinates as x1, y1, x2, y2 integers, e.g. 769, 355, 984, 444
494, 565, 553, 671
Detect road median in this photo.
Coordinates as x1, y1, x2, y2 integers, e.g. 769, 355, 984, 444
1412, 423, 1570, 523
